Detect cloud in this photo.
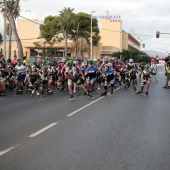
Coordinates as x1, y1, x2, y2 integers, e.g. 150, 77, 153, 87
0, 0, 170, 53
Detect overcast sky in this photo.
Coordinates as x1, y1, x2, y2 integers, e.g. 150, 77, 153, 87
0, 0, 170, 54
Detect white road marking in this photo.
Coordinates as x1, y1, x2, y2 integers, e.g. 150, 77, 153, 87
67, 87, 120, 117
0, 144, 20, 157
29, 122, 58, 137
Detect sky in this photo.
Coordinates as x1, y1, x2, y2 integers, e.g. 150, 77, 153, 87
0, 0, 170, 55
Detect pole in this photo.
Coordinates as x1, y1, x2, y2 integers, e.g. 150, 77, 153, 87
90, 11, 95, 60
76, 22, 79, 56
90, 13, 92, 60
3, 0, 7, 60
120, 20, 122, 53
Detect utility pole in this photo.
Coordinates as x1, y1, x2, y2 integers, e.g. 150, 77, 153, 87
90, 11, 95, 60
3, 0, 7, 60
120, 20, 122, 61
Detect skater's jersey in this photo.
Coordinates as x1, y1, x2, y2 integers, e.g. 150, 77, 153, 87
103, 68, 115, 81
127, 63, 136, 71
15, 65, 26, 75
130, 69, 137, 79
29, 72, 39, 81
142, 70, 150, 80
85, 66, 98, 78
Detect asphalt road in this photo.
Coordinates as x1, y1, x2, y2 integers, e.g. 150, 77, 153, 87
0, 65, 170, 170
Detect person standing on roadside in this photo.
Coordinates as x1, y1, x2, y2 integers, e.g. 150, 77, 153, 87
162, 56, 170, 88
164, 61, 170, 89
136, 64, 151, 96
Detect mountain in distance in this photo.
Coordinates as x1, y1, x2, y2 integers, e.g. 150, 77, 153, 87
142, 50, 168, 58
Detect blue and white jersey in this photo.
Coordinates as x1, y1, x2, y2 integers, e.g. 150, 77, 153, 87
15, 65, 27, 75
85, 66, 98, 78
103, 68, 115, 82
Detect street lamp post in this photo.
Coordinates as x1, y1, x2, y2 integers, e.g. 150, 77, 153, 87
90, 11, 95, 60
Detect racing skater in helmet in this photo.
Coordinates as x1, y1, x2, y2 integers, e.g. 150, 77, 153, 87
136, 64, 151, 96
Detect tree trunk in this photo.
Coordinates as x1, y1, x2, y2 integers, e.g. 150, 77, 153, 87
88, 42, 90, 58
8, 25, 12, 59
75, 38, 78, 56
8, 15, 23, 59
64, 32, 68, 58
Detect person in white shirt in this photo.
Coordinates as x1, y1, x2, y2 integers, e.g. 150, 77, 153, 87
15, 59, 27, 94
150, 60, 158, 82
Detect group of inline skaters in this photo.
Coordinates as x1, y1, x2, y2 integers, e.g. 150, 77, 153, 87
0, 54, 157, 100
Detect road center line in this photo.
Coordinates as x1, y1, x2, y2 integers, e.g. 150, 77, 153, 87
0, 144, 21, 157
29, 122, 58, 138
67, 87, 120, 117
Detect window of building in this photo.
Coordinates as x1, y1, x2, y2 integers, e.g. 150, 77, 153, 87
98, 23, 102, 30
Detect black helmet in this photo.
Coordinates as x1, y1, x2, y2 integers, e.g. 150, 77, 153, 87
88, 60, 93, 65
17, 59, 21, 63
165, 57, 170, 63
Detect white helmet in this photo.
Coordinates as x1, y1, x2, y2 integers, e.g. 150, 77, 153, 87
61, 58, 66, 63
108, 62, 113, 67
105, 64, 109, 68
82, 61, 87, 66
129, 58, 133, 63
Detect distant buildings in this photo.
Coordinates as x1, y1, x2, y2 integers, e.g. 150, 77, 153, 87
1, 12, 141, 60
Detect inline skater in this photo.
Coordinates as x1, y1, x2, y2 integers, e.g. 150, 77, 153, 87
6, 59, 16, 90
85, 60, 99, 94
65, 60, 77, 101
25, 65, 41, 97
15, 59, 27, 94
47, 63, 55, 94
0, 70, 6, 96
100, 63, 116, 96
127, 58, 138, 91
40, 66, 49, 94
129, 66, 138, 92
136, 64, 151, 96
150, 60, 158, 82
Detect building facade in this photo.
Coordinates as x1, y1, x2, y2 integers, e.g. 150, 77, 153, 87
1, 12, 141, 60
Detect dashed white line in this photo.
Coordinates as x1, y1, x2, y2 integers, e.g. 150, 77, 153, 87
0, 88, 120, 157
29, 122, 58, 137
67, 87, 120, 117
0, 144, 21, 157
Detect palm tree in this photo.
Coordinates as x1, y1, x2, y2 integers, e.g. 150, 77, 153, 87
59, 7, 76, 57
6, 23, 12, 59
0, 0, 23, 59
0, 32, 2, 54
